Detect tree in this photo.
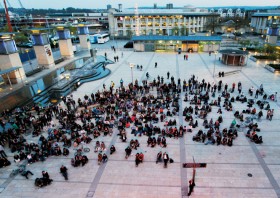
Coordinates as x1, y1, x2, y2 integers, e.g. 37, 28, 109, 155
264, 44, 276, 55
205, 13, 220, 34
253, 41, 259, 47
14, 33, 28, 44
227, 16, 250, 32
172, 27, 179, 36
126, 28, 133, 39
257, 46, 265, 55
180, 25, 188, 36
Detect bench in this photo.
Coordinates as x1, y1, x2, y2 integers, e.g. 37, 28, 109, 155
54, 58, 65, 65
25, 67, 43, 77
216, 70, 241, 77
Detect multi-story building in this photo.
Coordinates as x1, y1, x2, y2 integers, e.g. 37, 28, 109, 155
216, 8, 245, 18
108, 5, 219, 38
250, 10, 280, 34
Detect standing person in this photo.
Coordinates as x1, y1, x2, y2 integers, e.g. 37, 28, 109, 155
231, 83, 235, 93
120, 79, 123, 87
163, 152, 169, 168
135, 153, 140, 167
186, 54, 188, 60
156, 151, 162, 164
98, 153, 102, 165
270, 109, 274, 121
188, 179, 196, 196
60, 165, 68, 180
121, 52, 123, 58
238, 84, 242, 94
155, 62, 157, 68
116, 56, 119, 62
275, 92, 278, 102
167, 72, 170, 79
184, 55, 186, 60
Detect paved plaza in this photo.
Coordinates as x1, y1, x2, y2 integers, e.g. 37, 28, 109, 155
1, 44, 280, 198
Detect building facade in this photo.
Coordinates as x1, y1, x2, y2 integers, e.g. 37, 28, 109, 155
132, 35, 222, 52
108, 6, 219, 38
250, 10, 280, 34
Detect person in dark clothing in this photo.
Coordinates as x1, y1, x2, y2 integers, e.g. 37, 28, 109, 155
110, 145, 116, 155
60, 165, 68, 180
163, 152, 169, 168
21, 170, 33, 179
42, 171, 52, 184
188, 179, 195, 196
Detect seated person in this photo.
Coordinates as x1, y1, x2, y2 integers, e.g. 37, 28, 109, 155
63, 148, 69, 156
94, 141, 101, 152
110, 145, 116, 155
125, 146, 132, 159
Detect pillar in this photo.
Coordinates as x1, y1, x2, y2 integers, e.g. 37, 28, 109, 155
32, 33, 55, 68
57, 29, 74, 59
78, 26, 91, 50
0, 38, 26, 84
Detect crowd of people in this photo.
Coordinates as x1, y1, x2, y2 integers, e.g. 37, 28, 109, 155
0, 62, 276, 191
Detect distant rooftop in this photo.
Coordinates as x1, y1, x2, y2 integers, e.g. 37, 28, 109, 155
252, 9, 280, 17
112, 7, 214, 16
132, 35, 222, 41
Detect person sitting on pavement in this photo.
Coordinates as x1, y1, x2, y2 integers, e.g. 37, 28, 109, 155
60, 165, 68, 180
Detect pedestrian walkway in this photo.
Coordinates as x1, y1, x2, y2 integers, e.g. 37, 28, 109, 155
0, 49, 280, 198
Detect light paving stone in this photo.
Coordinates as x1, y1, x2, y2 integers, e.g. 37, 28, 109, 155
1, 41, 280, 197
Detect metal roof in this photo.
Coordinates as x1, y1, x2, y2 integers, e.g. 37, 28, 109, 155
114, 12, 218, 17
0, 67, 22, 76
21, 28, 53, 31
0, 32, 19, 36
252, 13, 280, 17
219, 49, 249, 55
132, 35, 222, 41
113, 9, 218, 16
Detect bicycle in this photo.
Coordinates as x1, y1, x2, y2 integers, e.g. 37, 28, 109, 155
74, 146, 90, 156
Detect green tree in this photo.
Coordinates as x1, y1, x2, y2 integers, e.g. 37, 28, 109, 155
14, 33, 28, 44
264, 44, 276, 55
253, 41, 259, 47
180, 25, 188, 36
257, 46, 265, 55
126, 28, 133, 39
172, 26, 179, 36
205, 13, 220, 33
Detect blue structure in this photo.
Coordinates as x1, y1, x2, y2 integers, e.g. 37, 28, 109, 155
78, 26, 89, 35
0, 39, 18, 54
57, 29, 71, 40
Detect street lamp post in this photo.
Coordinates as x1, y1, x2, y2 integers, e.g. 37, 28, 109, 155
25, 49, 34, 71
213, 51, 218, 78
65, 73, 71, 93
129, 63, 134, 84
243, 47, 248, 66
115, 33, 118, 49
